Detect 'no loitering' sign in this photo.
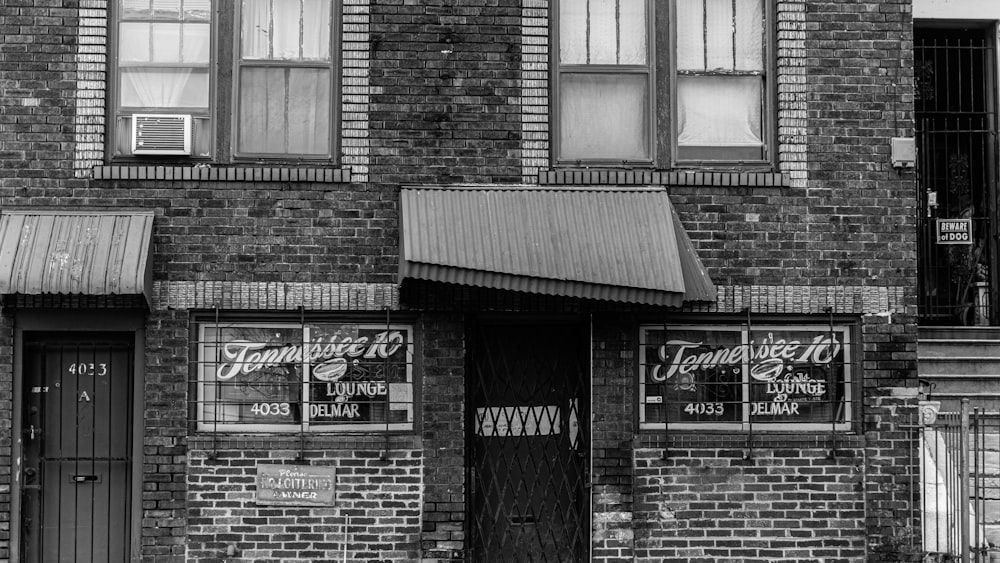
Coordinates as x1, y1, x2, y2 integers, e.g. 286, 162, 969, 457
937, 218, 972, 245
255, 463, 336, 506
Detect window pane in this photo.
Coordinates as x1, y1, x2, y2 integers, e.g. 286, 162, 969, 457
151, 22, 182, 62
590, 0, 618, 64
151, 0, 181, 19
559, 73, 649, 161
618, 0, 647, 64
677, 0, 762, 71
302, 0, 331, 60
239, 67, 330, 155
242, 0, 331, 61
200, 325, 304, 427
288, 68, 331, 153
640, 326, 743, 425
747, 329, 847, 424
241, 0, 271, 59
184, 0, 211, 20
558, 0, 587, 64
676, 0, 705, 70
560, 0, 646, 65
272, 0, 302, 60
119, 23, 151, 62
735, 0, 764, 71
119, 68, 209, 108
182, 22, 211, 62
677, 75, 762, 147
705, 0, 734, 70
121, 0, 151, 18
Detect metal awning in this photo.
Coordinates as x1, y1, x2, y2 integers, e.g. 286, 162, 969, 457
399, 186, 716, 307
0, 210, 154, 305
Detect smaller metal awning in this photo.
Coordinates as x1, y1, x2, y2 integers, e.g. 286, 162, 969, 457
399, 186, 716, 307
0, 210, 154, 305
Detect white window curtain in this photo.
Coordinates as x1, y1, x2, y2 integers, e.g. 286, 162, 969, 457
677, 76, 762, 147
237, 0, 333, 155
558, 0, 650, 162
120, 69, 208, 108
560, 74, 650, 160
675, 0, 764, 152
117, 18, 210, 108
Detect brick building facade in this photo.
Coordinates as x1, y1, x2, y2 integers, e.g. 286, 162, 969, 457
0, 0, 919, 562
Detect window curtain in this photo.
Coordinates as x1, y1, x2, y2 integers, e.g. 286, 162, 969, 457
120, 69, 208, 108
117, 20, 209, 108
238, 68, 330, 154
237, 0, 332, 155
675, 0, 764, 151
677, 76, 762, 147
557, 0, 650, 161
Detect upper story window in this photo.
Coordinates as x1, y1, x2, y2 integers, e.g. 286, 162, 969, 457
553, 0, 772, 167
112, 0, 340, 161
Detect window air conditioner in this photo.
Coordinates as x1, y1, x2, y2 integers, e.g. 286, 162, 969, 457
131, 114, 192, 155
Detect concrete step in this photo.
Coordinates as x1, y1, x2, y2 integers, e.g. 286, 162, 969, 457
927, 394, 1000, 414
920, 358, 1000, 376
921, 327, 1000, 341
918, 330, 1000, 411
921, 341, 1000, 358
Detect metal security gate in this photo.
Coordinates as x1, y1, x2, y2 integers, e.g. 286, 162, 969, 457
921, 400, 1000, 563
916, 25, 999, 326
468, 320, 589, 562
20, 333, 134, 563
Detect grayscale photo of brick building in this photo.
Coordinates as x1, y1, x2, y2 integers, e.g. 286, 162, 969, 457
2, 0, 999, 561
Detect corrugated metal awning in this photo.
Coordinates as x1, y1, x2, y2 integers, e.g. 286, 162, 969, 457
0, 210, 154, 304
399, 186, 716, 307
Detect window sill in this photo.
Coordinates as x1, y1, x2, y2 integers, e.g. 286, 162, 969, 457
636, 431, 863, 451
91, 165, 352, 183
538, 169, 788, 187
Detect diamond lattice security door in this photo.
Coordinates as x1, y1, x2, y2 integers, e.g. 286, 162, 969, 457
468, 320, 589, 562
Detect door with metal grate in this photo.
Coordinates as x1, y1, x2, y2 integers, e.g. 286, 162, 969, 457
916, 24, 999, 326
468, 320, 589, 562
20, 333, 134, 563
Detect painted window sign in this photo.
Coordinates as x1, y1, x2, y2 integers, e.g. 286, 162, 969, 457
639, 324, 852, 431
197, 322, 414, 432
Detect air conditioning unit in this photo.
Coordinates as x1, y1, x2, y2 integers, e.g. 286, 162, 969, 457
131, 114, 192, 155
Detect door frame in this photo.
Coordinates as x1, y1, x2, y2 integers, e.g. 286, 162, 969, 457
11, 310, 145, 563
465, 313, 593, 561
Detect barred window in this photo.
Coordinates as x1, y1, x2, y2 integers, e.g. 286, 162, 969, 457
196, 322, 414, 432
639, 324, 853, 431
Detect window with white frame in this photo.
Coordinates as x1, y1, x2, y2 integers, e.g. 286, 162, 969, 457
638, 324, 853, 431
196, 322, 414, 432
113, 0, 339, 160
554, 0, 771, 166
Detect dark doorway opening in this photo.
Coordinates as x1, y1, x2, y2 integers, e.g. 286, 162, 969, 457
467, 318, 590, 562
916, 23, 999, 325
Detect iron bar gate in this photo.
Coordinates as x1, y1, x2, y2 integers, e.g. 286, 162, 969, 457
921, 400, 998, 562
916, 27, 999, 326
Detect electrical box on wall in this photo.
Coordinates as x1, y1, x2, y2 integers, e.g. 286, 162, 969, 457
891, 137, 916, 169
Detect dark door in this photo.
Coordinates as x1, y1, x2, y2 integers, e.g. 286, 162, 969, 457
916, 24, 999, 325
468, 320, 589, 562
20, 333, 134, 563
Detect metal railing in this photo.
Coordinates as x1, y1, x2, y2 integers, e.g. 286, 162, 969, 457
922, 399, 998, 562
